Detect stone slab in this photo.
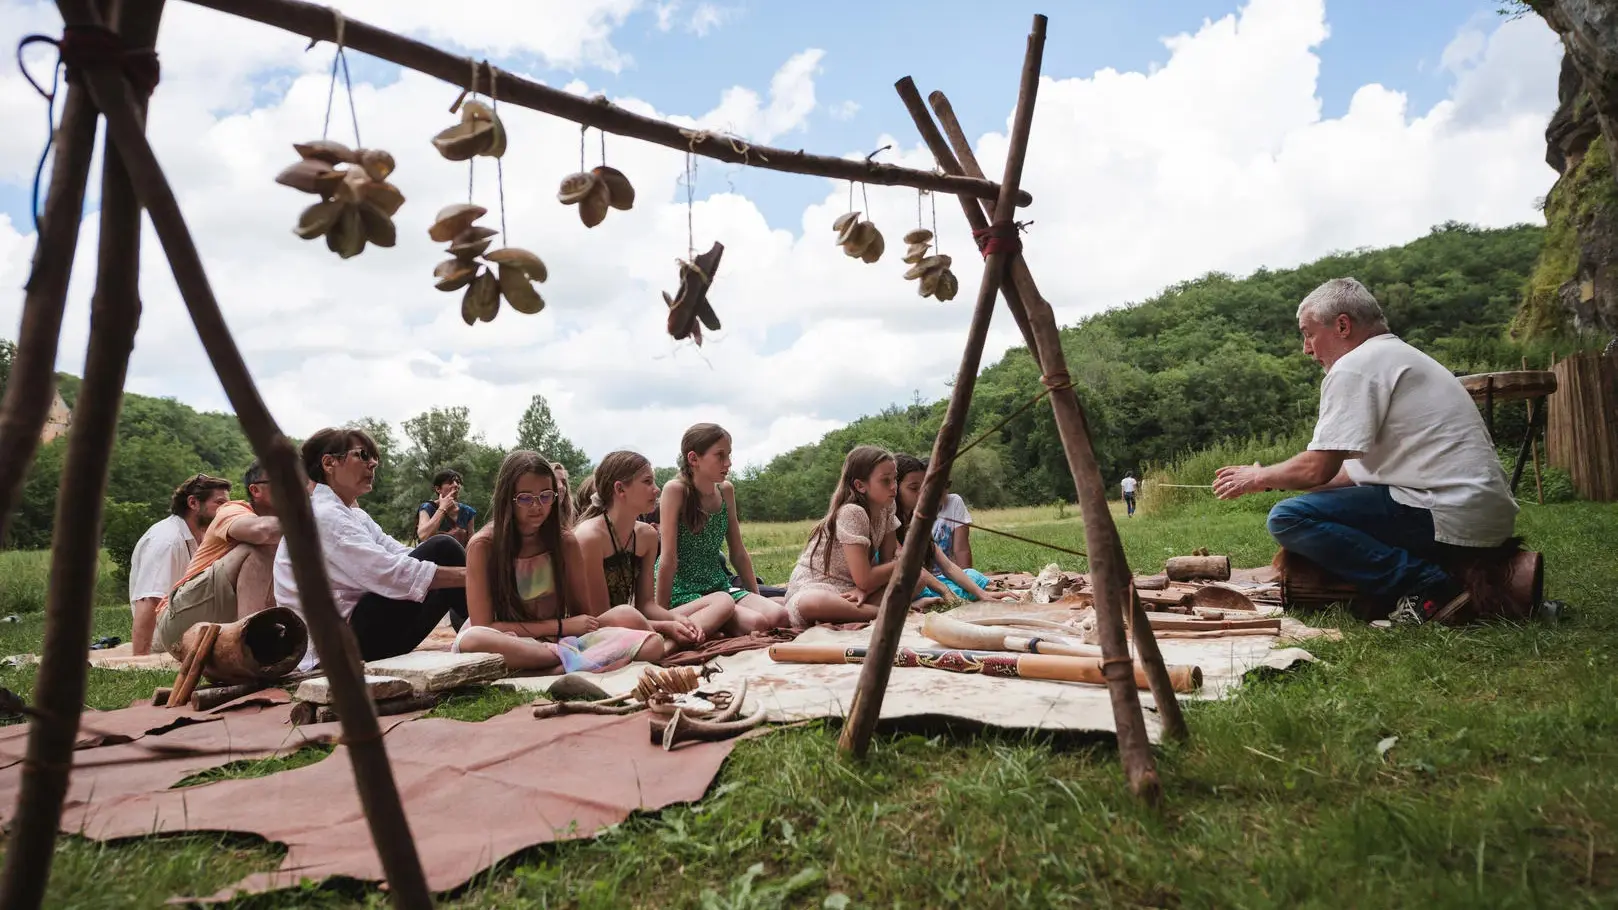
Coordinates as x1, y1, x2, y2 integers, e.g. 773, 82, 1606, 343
362, 651, 506, 693
293, 675, 413, 705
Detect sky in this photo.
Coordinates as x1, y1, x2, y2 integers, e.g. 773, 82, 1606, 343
0, 0, 1565, 469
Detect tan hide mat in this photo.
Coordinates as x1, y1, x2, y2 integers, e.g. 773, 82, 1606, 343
45, 706, 738, 902
500, 604, 1322, 743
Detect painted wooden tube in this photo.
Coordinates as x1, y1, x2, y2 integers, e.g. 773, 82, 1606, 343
769, 643, 1202, 693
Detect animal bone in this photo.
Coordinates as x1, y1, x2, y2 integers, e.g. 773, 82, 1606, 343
656, 703, 768, 750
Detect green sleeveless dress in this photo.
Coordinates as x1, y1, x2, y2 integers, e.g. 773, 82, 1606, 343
663, 496, 747, 607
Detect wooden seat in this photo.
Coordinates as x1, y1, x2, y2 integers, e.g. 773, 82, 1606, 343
1459, 370, 1558, 403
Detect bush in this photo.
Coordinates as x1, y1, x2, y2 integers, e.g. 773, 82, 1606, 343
1498, 451, 1579, 504
0, 549, 125, 615
101, 499, 166, 581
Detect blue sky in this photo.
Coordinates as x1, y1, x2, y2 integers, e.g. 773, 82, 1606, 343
0, 0, 1525, 234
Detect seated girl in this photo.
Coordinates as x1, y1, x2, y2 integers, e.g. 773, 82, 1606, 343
781, 445, 927, 625
893, 454, 1016, 603
656, 423, 789, 633
452, 451, 666, 673
575, 451, 735, 648
274, 427, 467, 672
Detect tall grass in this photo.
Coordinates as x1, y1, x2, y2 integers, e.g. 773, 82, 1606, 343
0, 549, 124, 616
1139, 433, 1308, 517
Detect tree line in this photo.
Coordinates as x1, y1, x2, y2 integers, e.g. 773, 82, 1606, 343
0, 220, 1576, 555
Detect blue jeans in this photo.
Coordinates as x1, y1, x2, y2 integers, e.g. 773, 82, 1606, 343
1266, 485, 1450, 599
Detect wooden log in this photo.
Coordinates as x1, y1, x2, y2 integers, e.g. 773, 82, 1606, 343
919, 86, 1181, 777
772, 643, 1202, 693
50, 2, 433, 905
309, 693, 442, 724
0, 39, 102, 546
1164, 556, 1231, 582
191, 682, 267, 711
0, 6, 164, 907
838, 17, 1047, 762
177, 0, 1027, 207
1145, 614, 1281, 632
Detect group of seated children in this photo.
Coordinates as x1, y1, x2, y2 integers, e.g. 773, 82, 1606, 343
153, 421, 1009, 676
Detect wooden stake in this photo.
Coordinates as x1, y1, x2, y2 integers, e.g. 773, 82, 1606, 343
1, 4, 162, 906
899, 89, 1180, 781
168, 623, 218, 709
48, 1, 433, 906
1525, 356, 1544, 505
923, 91, 1181, 778
0, 56, 103, 545
178, 0, 1027, 208
837, 14, 1048, 761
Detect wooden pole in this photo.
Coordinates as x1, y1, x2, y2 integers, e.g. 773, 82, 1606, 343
837, 14, 1048, 760
49, 1, 434, 906
177, 0, 1028, 208
1525, 356, 1544, 504
0, 5, 160, 906
926, 91, 1179, 778
0, 49, 104, 545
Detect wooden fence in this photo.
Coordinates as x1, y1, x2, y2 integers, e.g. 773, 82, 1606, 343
1546, 351, 1618, 502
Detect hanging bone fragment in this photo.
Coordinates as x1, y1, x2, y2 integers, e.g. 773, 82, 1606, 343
899, 228, 958, 300
428, 205, 548, 325
666, 241, 725, 345
278, 140, 404, 259
833, 211, 885, 263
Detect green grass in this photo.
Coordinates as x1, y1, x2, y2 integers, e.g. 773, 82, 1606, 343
0, 548, 123, 618
2, 502, 1616, 907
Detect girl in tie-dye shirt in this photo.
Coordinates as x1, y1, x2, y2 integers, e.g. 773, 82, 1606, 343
453, 451, 666, 673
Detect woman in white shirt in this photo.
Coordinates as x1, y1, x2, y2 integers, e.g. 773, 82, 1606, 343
273, 427, 467, 670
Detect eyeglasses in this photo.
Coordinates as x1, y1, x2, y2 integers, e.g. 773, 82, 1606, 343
332, 447, 378, 464
513, 491, 557, 509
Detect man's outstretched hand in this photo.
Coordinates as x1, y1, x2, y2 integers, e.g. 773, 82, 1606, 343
1214, 462, 1265, 500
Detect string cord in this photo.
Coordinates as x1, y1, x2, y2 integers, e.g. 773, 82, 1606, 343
319, 11, 359, 146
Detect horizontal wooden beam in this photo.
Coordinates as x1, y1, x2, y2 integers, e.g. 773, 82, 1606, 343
177, 0, 1032, 206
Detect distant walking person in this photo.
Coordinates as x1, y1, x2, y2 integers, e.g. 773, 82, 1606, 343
1121, 472, 1138, 517
128, 473, 232, 655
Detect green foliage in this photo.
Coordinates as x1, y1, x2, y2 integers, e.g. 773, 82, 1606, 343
514, 394, 591, 477
740, 223, 1549, 520
376, 406, 506, 540
1515, 133, 1618, 337
100, 500, 165, 580
0, 338, 13, 400
0, 549, 122, 616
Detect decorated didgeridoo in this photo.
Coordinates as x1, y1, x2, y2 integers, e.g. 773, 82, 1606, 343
768, 643, 1202, 693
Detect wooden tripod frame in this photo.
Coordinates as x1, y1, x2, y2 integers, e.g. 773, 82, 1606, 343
0, 5, 1181, 908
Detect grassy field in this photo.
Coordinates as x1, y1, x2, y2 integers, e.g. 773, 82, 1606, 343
1, 500, 1615, 908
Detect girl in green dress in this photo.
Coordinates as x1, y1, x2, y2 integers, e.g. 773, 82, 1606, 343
654, 424, 789, 633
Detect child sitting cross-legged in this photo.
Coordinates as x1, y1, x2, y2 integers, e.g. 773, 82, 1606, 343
452, 450, 667, 673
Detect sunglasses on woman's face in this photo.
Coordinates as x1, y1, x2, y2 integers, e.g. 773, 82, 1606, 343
513, 491, 557, 509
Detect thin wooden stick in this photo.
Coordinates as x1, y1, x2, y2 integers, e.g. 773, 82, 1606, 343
49, 1, 433, 905
924, 90, 1180, 780
838, 15, 1048, 760
168, 623, 217, 709
1, 4, 161, 905
176, 0, 1027, 208
0, 51, 103, 546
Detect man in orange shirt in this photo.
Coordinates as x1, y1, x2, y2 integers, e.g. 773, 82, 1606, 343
154, 460, 283, 655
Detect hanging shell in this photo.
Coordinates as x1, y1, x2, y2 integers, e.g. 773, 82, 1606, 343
449, 236, 494, 260
294, 200, 343, 239
357, 203, 396, 247
434, 259, 478, 292
835, 215, 863, 247
276, 159, 341, 195
461, 268, 501, 324
832, 211, 860, 234
593, 166, 635, 210
900, 247, 958, 302
497, 264, 545, 314
902, 241, 931, 264
903, 228, 933, 245
452, 225, 499, 246
358, 148, 396, 181
428, 204, 487, 243
934, 269, 960, 301
557, 172, 598, 205
432, 119, 496, 161
484, 247, 548, 283
293, 139, 358, 165
358, 180, 406, 217
326, 206, 366, 259
578, 179, 611, 228
859, 229, 885, 264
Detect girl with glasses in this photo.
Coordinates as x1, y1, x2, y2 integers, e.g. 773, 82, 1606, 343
452, 450, 666, 672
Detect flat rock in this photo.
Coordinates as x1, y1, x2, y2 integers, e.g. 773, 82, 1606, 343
294, 675, 412, 705
363, 651, 506, 693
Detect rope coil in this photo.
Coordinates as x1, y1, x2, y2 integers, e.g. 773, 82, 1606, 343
972, 220, 1024, 258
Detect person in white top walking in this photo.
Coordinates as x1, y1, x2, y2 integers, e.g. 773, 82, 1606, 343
1121, 472, 1138, 517
1213, 278, 1516, 625
127, 473, 232, 655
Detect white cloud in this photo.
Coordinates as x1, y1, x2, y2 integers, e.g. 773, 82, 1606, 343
828, 100, 861, 121
654, 1, 679, 32
686, 3, 732, 37
0, 0, 1563, 473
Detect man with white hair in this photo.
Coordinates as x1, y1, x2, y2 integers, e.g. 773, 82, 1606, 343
1213, 277, 1516, 624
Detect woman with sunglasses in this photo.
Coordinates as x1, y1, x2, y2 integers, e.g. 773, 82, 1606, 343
452, 450, 666, 672
273, 427, 468, 672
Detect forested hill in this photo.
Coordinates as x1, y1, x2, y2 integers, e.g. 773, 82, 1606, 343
730, 222, 1547, 521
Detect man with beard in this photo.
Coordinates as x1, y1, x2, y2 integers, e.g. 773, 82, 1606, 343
129, 473, 232, 655
154, 460, 285, 655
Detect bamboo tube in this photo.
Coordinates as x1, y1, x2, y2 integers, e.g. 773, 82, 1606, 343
837, 16, 1047, 762
0, 5, 164, 907
178, 0, 1025, 207
48, 1, 433, 905
921, 88, 1181, 775
772, 643, 1202, 693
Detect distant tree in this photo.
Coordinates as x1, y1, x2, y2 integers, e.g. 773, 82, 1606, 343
514, 394, 591, 477
0, 338, 14, 401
